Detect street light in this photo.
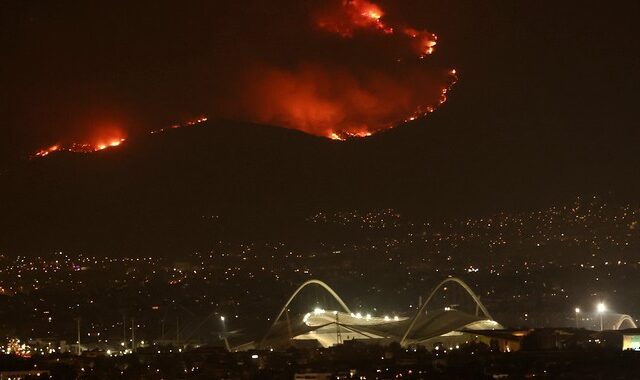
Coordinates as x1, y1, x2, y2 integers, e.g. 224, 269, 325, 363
220, 316, 226, 338
220, 316, 230, 351
574, 307, 580, 328
597, 303, 606, 331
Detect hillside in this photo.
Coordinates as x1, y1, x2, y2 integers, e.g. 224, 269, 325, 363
1, 112, 638, 256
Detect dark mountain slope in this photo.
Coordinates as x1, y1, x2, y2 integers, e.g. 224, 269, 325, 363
1, 107, 638, 255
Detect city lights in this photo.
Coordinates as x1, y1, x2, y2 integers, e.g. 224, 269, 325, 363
597, 303, 607, 331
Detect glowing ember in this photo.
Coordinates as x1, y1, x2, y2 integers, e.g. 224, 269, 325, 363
150, 116, 208, 135
402, 28, 438, 57
32, 135, 127, 159
33, 116, 209, 159
34, 145, 60, 158
315, 0, 393, 36
330, 133, 345, 141
330, 129, 373, 140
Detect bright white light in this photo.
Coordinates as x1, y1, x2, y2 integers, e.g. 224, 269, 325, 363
575, 307, 580, 313
355, 312, 362, 319
394, 316, 399, 321
220, 316, 225, 322
597, 303, 606, 313
384, 316, 390, 321
313, 307, 325, 315
366, 313, 371, 320
251, 354, 259, 359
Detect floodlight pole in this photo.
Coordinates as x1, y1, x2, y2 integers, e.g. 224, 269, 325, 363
76, 317, 81, 356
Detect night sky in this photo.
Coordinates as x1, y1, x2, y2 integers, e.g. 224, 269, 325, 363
1, 0, 639, 253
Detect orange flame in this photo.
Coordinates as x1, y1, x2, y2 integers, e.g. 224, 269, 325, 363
315, 0, 393, 36
32, 127, 127, 158
32, 116, 212, 159
259, 0, 458, 140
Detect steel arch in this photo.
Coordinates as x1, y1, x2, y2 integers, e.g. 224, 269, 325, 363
613, 314, 637, 330
400, 277, 492, 346
260, 279, 352, 347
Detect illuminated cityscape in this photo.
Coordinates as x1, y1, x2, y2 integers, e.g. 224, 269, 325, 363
2, 0, 640, 378
0, 199, 639, 375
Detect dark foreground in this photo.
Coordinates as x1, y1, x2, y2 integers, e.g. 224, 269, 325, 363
2, 341, 640, 380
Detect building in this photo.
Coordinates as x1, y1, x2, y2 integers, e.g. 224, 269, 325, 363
256, 278, 505, 350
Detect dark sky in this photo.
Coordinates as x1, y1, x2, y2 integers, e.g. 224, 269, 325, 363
3, 0, 638, 162
1, 0, 639, 254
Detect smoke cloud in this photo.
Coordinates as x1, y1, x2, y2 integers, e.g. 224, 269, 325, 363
3, 0, 456, 156
216, 0, 457, 140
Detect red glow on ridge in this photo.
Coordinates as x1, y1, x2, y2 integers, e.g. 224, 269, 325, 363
32, 116, 210, 159
31, 125, 127, 159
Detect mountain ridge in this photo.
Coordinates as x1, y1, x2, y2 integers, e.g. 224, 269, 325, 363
1, 114, 638, 256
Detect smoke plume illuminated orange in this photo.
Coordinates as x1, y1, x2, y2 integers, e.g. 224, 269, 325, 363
233, 63, 457, 141
219, 0, 458, 140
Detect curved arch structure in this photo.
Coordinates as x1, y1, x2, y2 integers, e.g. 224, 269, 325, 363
613, 314, 637, 330
260, 279, 352, 347
400, 277, 492, 346
251, 277, 640, 350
